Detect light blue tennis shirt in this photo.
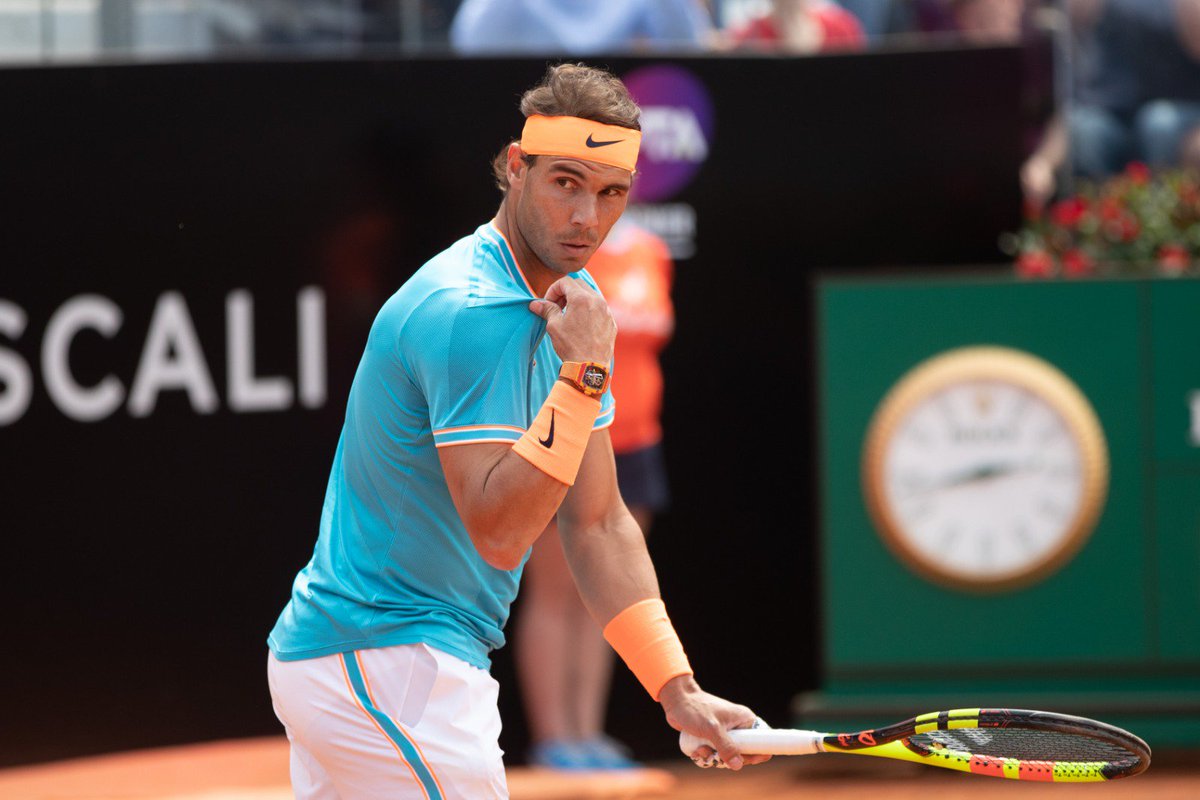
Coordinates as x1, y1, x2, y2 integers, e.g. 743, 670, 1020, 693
269, 223, 615, 670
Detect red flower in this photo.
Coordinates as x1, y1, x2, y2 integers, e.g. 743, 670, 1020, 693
1125, 161, 1152, 185
1179, 181, 1200, 205
1061, 248, 1094, 277
1097, 196, 1123, 221
1016, 249, 1055, 278
1050, 197, 1088, 228
1157, 244, 1191, 275
1105, 214, 1141, 242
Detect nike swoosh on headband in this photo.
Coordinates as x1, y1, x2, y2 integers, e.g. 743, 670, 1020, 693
585, 134, 625, 148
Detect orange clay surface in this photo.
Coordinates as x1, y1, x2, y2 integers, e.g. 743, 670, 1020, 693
0, 736, 1195, 800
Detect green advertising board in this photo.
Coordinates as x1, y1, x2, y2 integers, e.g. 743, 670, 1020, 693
805, 276, 1200, 746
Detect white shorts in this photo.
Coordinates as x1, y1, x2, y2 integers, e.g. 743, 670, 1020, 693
267, 644, 508, 800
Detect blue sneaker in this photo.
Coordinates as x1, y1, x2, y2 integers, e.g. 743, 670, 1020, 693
579, 735, 641, 770
528, 739, 593, 770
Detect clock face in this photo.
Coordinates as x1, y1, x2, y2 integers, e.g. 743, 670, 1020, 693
863, 348, 1108, 591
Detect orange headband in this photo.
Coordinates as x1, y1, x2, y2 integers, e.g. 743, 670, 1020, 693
520, 115, 641, 173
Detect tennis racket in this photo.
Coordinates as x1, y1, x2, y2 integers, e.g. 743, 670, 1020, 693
680, 708, 1150, 782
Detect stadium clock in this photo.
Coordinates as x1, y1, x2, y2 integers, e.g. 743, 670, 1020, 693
862, 346, 1109, 592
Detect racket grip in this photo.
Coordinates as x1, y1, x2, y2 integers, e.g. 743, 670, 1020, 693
679, 727, 825, 757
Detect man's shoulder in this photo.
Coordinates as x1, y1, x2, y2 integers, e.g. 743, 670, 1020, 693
384, 228, 521, 315
402, 232, 478, 296
376, 230, 539, 358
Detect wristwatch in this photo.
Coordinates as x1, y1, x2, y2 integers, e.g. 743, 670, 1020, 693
559, 361, 610, 397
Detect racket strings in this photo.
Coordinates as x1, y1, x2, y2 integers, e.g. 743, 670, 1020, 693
910, 728, 1140, 765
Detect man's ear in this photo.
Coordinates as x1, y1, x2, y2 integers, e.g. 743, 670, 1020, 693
507, 143, 528, 188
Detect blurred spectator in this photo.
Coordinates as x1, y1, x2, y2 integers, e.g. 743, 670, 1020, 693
899, 0, 1025, 43
727, 0, 867, 52
808, 0, 1031, 44
948, 0, 1026, 44
207, 0, 361, 47
1023, 0, 1200, 207
207, 0, 458, 49
585, 219, 675, 546
450, 0, 714, 54
837, 0, 913, 39
907, 0, 960, 33
1080, 0, 1200, 171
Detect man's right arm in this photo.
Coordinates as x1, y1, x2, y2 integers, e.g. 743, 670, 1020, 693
438, 276, 615, 571
438, 442, 568, 571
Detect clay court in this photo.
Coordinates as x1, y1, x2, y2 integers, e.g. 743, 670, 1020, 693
0, 737, 1195, 800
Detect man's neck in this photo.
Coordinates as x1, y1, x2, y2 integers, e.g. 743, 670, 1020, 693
493, 201, 557, 298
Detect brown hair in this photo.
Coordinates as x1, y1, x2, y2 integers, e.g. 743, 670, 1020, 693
491, 63, 642, 193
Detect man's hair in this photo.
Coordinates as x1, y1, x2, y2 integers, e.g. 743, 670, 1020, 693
492, 63, 642, 194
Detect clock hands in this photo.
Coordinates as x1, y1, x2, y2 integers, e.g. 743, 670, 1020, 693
904, 457, 1045, 497
939, 461, 1023, 488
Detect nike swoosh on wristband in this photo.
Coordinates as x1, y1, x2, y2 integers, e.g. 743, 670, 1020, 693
538, 410, 555, 448
585, 134, 624, 148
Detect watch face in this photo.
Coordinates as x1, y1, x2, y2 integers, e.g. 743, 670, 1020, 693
582, 365, 607, 390
863, 348, 1108, 591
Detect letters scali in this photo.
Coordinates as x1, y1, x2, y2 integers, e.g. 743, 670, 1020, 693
0, 287, 326, 425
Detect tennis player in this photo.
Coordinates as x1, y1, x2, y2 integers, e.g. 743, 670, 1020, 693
515, 219, 677, 770
267, 63, 766, 799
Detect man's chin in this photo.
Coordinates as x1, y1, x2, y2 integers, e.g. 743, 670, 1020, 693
539, 252, 589, 275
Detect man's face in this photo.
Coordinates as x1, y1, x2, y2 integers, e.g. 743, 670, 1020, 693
510, 151, 632, 275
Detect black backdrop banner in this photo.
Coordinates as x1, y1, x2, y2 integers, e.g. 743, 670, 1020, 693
0, 50, 1025, 766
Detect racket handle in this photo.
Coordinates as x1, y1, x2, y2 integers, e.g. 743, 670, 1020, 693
680, 727, 825, 757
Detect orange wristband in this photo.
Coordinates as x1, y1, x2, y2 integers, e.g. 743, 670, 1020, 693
603, 598, 694, 701
511, 381, 600, 486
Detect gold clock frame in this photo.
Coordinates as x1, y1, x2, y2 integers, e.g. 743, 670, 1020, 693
862, 346, 1110, 593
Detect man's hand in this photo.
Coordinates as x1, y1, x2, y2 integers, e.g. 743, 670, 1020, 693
659, 675, 772, 771
529, 276, 616, 365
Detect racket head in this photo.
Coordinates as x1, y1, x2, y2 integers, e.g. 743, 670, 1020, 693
823, 708, 1150, 782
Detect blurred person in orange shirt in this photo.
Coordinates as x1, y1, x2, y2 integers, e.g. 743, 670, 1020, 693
588, 219, 675, 507
515, 219, 675, 770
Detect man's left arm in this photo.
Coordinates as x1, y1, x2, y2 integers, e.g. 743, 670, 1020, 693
556, 429, 770, 771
